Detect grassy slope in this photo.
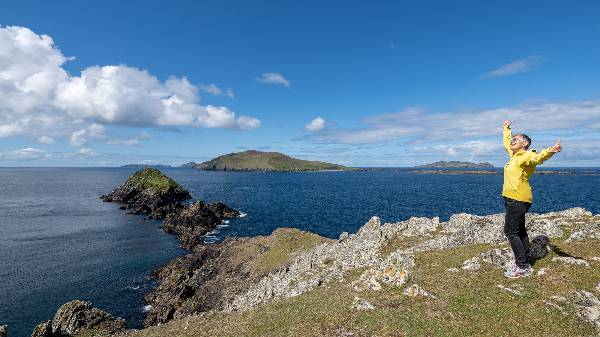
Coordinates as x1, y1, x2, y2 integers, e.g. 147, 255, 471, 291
129, 168, 181, 193
197, 150, 351, 171
124, 225, 600, 337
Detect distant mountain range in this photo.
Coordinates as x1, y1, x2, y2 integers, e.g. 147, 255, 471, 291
195, 150, 352, 172
414, 161, 494, 169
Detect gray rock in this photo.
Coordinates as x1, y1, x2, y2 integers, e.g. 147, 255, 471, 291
31, 300, 125, 337
497, 284, 524, 297
30, 321, 51, 337
552, 257, 590, 268
0, 325, 6, 337
461, 257, 481, 271
568, 290, 600, 330
353, 297, 375, 310
403, 284, 436, 298
479, 248, 512, 269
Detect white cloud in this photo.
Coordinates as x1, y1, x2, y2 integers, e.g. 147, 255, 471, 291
305, 117, 326, 131
198, 83, 235, 98
69, 124, 106, 146
0, 25, 260, 146
62, 148, 95, 158
37, 136, 55, 144
484, 56, 542, 77
303, 102, 600, 145
0, 148, 50, 160
414, 141, 504, 158
256, 72, 291, 87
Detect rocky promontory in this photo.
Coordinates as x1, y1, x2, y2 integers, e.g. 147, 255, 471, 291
30, 300, 125, 337
101, 168, 191, 219
28, 207, 600, 336
163, 201, 240, 249
125, 207, 600, 336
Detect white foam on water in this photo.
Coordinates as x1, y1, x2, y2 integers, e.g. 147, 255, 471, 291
222, 220, 230, 224
239, 212, 248, 218
126, 285, 140, 290
142, 305, 152, 312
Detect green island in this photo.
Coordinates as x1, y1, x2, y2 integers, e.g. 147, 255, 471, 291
128, 168, 183, 193
195, 150, 352, 172
414, 161, 494, 169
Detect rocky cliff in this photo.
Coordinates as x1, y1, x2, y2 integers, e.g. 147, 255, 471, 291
101, 168, 191, 219
125, 207, 600, 337
30, 300, 125, 337
32, 182, 600, 337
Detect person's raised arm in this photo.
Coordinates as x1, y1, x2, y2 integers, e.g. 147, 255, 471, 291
520, 140, 562, 166
502, 120, 513, 156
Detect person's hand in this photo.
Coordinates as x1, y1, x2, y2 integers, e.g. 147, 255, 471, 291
551, 139, 562, 153
503, 120, 513, 128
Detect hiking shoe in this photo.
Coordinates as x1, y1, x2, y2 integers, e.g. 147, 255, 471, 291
504, 264, 533, 279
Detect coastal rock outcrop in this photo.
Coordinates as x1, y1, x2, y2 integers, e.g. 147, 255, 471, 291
30, 300, 125, 337
163, 201, 240, 249
101, 168, 191, 219
0, 325, 6, 337
144, 228, 329, 326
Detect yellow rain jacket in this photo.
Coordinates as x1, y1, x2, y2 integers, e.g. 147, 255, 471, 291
502, 125, 554, 203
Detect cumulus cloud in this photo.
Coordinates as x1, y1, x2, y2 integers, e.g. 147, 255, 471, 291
484, 56, 542, 77
256, 72, 291, 87
305, 117, 326, 131
0, 25, 260, 146
302, 102, 600, 145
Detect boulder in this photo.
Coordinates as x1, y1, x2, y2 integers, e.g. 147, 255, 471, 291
30, 300, 125, 337
353, 297, 375, 310
30, 321, 51, 337
163, 201, 223, 248
206, 202, 240, 218
0, 325, 7, 337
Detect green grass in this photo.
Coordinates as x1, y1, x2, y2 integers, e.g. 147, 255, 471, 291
129, 168, 181, 193
121, 225, 600, 337
197, 150, 352, 172
250, 228, 332, 274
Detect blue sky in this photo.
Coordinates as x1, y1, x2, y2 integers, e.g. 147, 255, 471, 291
1, 0, 599, 167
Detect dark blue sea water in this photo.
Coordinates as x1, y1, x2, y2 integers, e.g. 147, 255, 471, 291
1, 167, 599, 337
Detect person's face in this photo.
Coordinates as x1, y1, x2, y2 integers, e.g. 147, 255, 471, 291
510, 135, 527, 152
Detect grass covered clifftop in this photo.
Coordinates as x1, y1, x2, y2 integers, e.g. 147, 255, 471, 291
121, 208, 600, 337
196, 150, 352, 172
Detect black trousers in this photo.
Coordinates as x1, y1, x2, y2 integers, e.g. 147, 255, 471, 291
503, 196, 532, 269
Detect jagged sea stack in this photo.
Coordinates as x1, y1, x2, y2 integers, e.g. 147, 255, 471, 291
30, 300, 125, 337
101, 168, 191, 219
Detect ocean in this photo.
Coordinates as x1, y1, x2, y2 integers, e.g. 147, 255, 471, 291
1, 167, 598, 336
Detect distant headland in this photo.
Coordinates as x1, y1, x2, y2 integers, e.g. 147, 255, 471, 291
195, 150, 352, 172
414, 161, 494, 169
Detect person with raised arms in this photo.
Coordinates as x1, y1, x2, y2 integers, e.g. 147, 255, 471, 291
501, 120, 562, 278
